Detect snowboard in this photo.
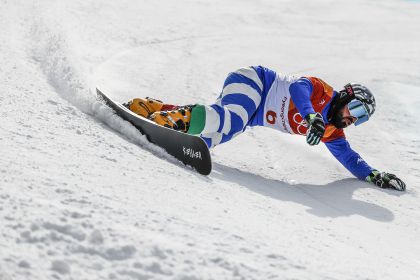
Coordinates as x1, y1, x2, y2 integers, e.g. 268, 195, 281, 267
96, 88, 212, 175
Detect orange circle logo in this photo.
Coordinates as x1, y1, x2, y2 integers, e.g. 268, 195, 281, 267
266, 110, 277, 124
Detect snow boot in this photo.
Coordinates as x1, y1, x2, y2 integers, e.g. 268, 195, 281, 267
123, 97, 178, 118
150, 105, 195, 132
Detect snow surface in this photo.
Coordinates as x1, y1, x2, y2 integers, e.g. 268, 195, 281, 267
1, 0, 420, 279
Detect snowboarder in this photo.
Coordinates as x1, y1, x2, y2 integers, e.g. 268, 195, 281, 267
124, 66, 406, 191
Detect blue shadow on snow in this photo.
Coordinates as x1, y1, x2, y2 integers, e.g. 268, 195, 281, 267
212, 162, 401, 222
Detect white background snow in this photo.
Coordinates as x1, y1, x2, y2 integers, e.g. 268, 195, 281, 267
1, 0, 420, 279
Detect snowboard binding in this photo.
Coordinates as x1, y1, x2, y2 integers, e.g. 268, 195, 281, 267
149, 105, 194, 133
124, 97, 178, 119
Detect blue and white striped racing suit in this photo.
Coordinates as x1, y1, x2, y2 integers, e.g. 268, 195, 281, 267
195, 66, 374, 180
199, 66, 278, 147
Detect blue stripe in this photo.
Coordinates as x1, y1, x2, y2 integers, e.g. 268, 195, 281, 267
221, 94, 256, 124
250, 66, 265, 85
210, 104, 225, 133
221, 133, 234, 144
201, 136, 212, 148
250, 65, 277, 96
223, 72, 262, 95
229, 111, 244, 135
248, 66, 278, 126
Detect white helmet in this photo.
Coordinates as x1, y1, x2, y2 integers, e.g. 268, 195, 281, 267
328, 83, 376, 128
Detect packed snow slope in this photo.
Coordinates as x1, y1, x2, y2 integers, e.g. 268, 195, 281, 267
1, 0, 420, 279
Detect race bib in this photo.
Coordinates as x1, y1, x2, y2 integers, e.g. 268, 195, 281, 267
263, 74, 298, 134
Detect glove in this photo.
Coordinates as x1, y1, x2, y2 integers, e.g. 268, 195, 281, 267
305, 113, 325, 146
366, 171, 406, 191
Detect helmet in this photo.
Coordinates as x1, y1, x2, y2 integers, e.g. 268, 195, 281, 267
328, 83, 376, 128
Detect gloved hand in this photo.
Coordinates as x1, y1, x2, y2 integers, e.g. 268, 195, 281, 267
366, 171, 406, 191
305, 113, 325, 146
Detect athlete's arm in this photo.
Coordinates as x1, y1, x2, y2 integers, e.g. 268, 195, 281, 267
290, 78, 325, 145
289, 78, 316, 118
324, 137, 374, 180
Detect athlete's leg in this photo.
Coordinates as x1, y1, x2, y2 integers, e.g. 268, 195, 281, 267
189, 67, 264, 148
129, 67, 265, 147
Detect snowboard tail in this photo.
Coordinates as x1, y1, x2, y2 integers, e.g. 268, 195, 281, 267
97, 88, 212, 175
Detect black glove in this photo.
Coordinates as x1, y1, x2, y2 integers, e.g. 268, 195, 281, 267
367, 171, 406, 191
305, 113, 325, 146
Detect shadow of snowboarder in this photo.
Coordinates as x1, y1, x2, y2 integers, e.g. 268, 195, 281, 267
212, 162, 399, 222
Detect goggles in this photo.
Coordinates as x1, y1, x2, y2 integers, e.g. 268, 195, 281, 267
348, 99, 370, 126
